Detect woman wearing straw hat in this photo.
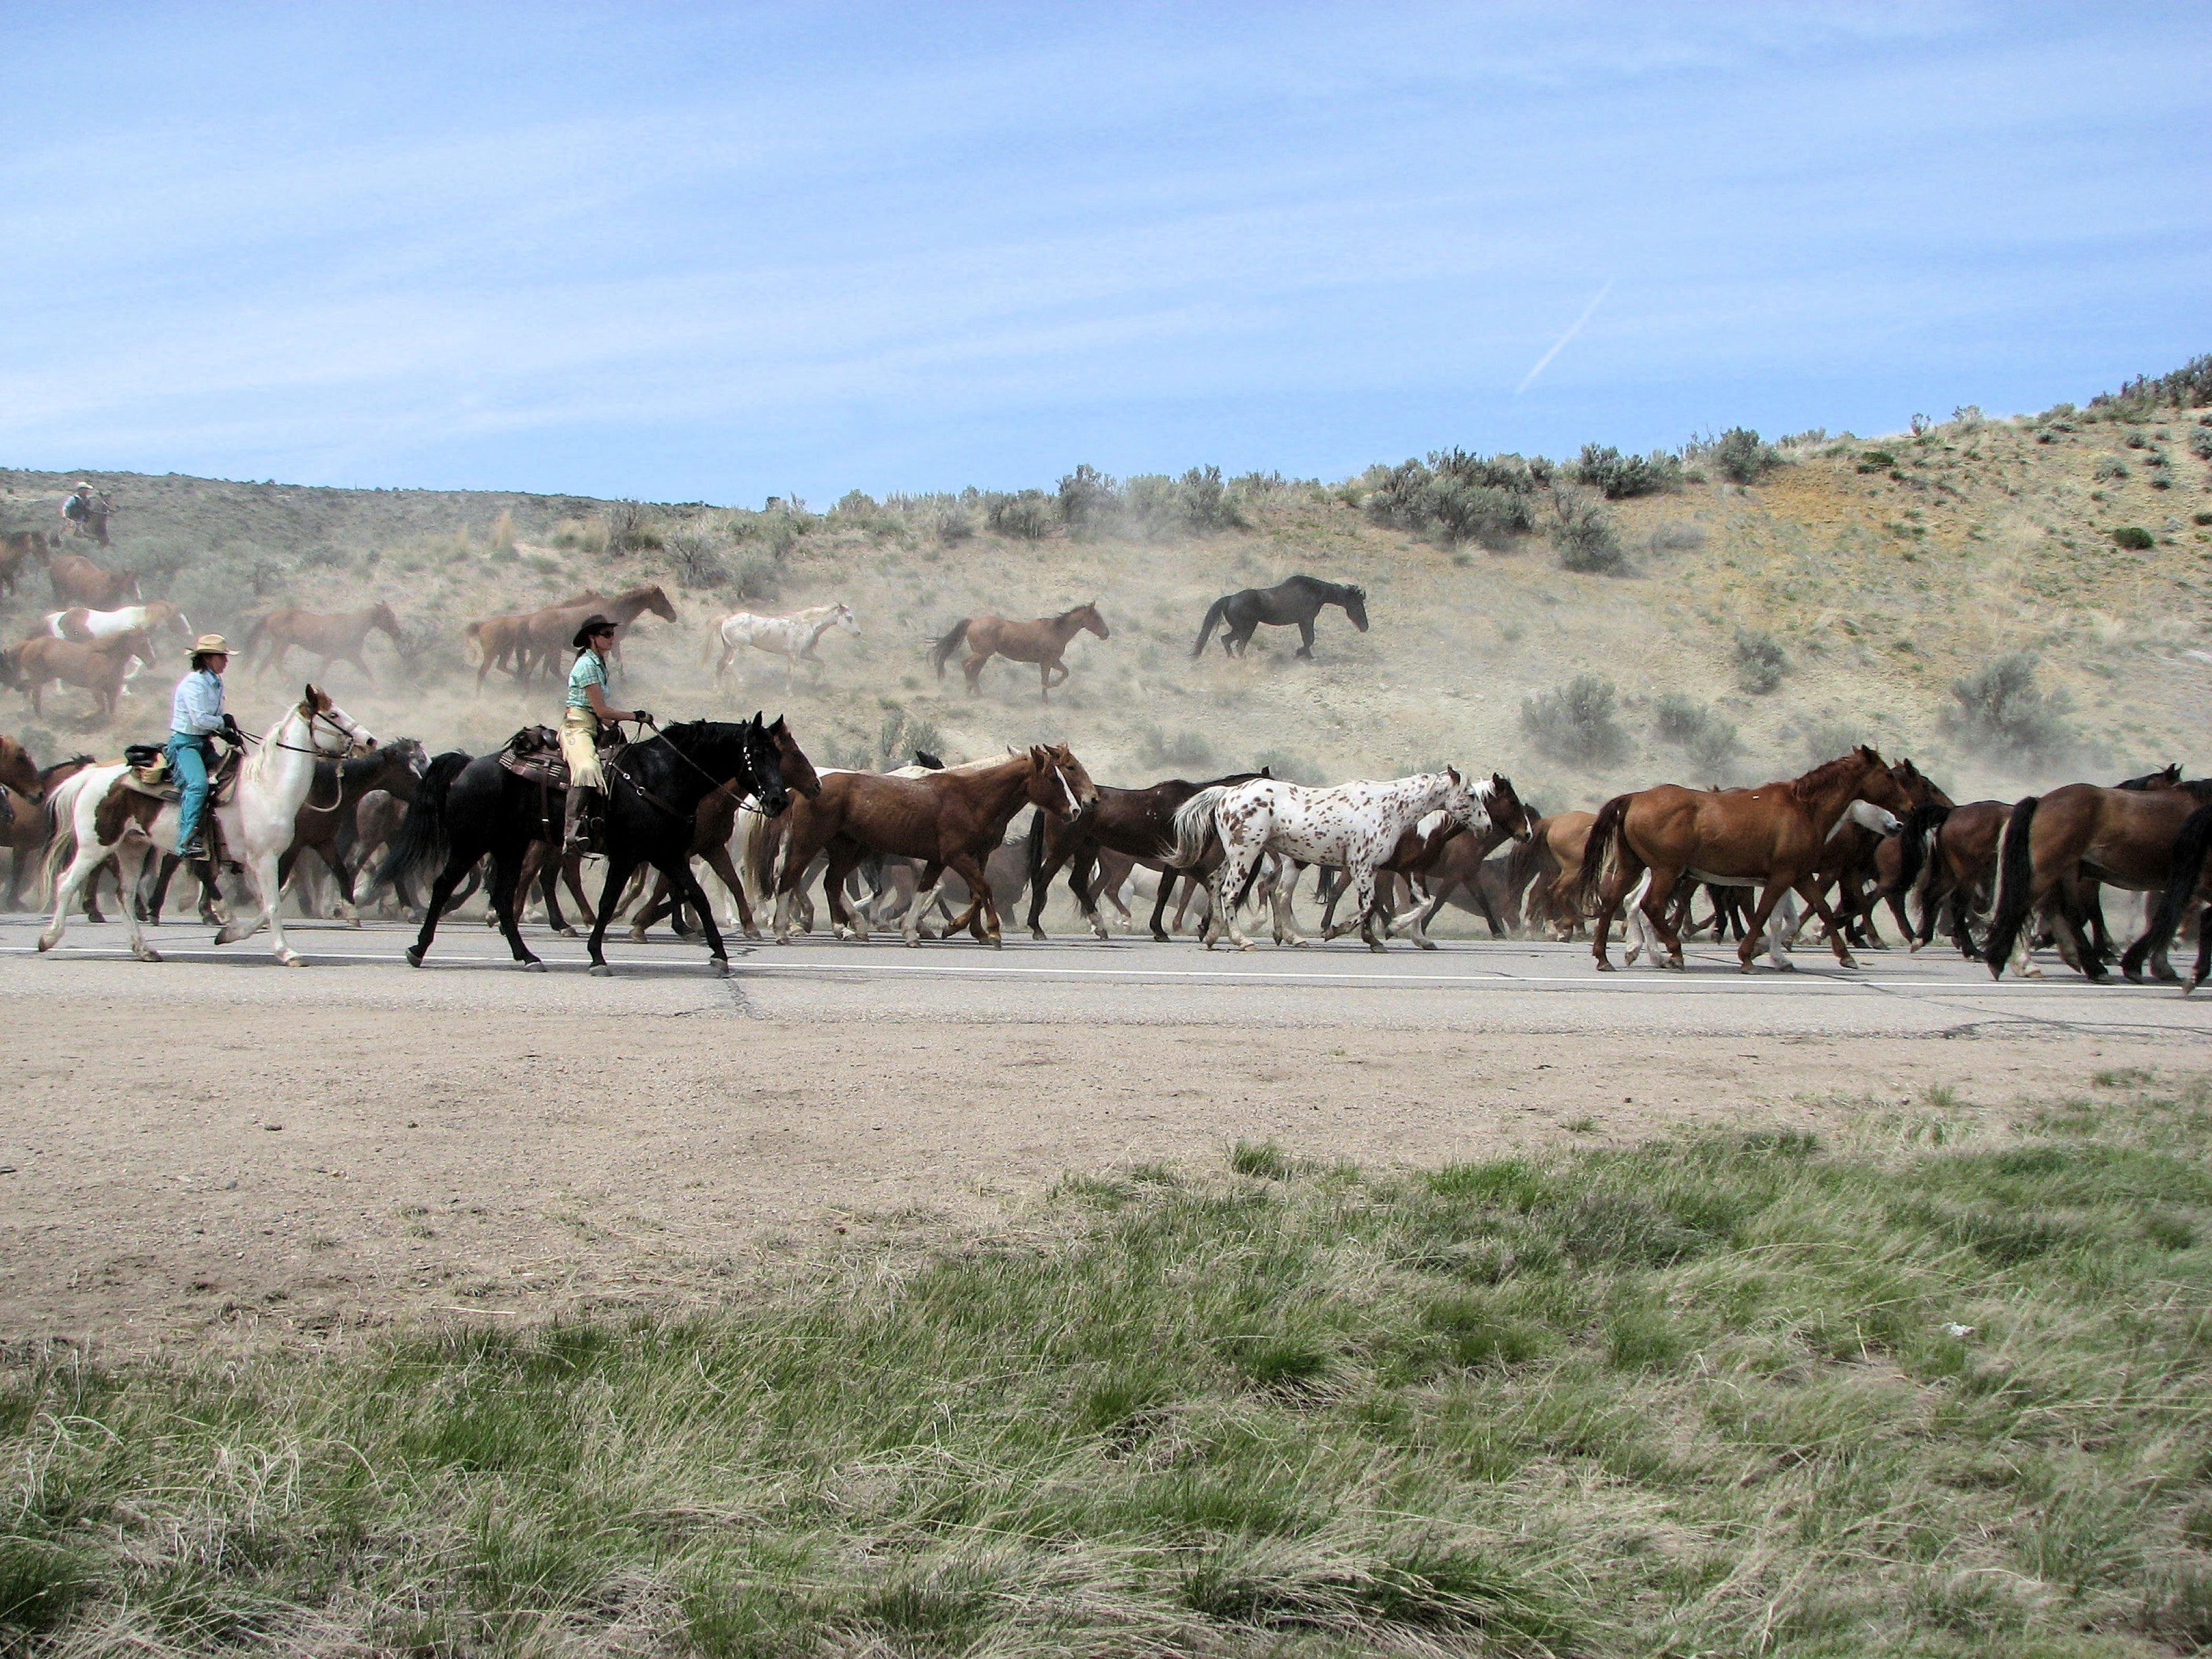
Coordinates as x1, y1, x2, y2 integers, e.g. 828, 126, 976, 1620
560, 614, 652, 854
168, 633, 243, 859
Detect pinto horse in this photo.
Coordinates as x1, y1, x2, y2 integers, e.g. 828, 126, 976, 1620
930, 603, 1108, 700
47, 551, 138, 611
1581, 748, 1918, 972
41, 601, 192, 650
773, 746, 1097, 945
243, 603, 404, 683
1339, 776, 1535, 948
1176, 769, 1495, 951
39, 687, 376, 967
1192, 575, 1368, 660
1984, 777, 2212, 981
1022, 768, 1270, 941
379, 715, 802, 974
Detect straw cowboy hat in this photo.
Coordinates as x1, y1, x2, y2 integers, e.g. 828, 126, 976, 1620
570, 614, 618, 649
189, 634, 233, 658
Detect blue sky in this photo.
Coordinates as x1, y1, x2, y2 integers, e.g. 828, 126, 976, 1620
3, 3, 2206, 505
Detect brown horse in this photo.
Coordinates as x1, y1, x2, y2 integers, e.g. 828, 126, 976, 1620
774, 746, 1097, 944
1505, 810, 1597, 937
930, 603, 1109, 700
1984, 778, 2212, 980
1582, 748, 1919, 972
244, 603, 404, 682
1374, 779, 1537, 944
1805, 759, 1952, 947
0, 531, 51, 596
2130, 802, 2212, 991
519, 586, 677, 682
0, 631, 153, 722
1023, 768, 1270, 941
1, 752, 99, 912
47, 551, 139, 611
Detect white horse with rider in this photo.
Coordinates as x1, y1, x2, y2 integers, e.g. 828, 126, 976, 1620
710, 601, 859, 685
38, 684, 376, 967
1169, 768, 1496, 951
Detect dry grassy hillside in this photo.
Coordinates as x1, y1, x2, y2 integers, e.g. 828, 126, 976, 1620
3, 376, 2207, 819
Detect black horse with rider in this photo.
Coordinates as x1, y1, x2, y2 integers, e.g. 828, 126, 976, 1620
1192, 574, 1368, 659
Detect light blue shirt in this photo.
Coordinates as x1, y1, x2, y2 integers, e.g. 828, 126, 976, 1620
566, 649, 609, 711
171, 668, 225, 736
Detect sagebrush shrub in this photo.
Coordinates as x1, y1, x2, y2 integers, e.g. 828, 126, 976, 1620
1733, 629, 1786, 694
1713, 428, 1778, 485
1942, 653, 2075, 762
1550, 487, 1625, 574
986, 491, 1055, 541
2112, 525, 2154, 550
1654, 695, 1740, 778
1574, 444, 1681, 499
1521, 676, 1629, 768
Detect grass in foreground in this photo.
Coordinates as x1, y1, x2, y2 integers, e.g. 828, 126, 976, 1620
5, 1077, 2212, 1657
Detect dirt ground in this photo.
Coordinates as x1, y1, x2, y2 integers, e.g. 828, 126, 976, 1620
3, 925, 2200, 1354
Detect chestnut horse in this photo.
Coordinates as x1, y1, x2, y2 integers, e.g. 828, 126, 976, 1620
1582, 748, 1918, 972
0, 531, 52, 596
930, 603, 1108, 701
1984, 778, 2212, 980
774, 746, 1097, 945
47, 551, 139, 611
518, 585, 677, 682
1, 631, 153, 722
243, 603, 404, 682
1501, 810, 1598, 938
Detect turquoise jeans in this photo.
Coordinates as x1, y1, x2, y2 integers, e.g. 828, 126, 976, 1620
165, 733, 215, 851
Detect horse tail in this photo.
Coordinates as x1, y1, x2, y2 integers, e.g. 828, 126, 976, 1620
1893, 802, 1945, 906
1982, 794, 2041, 978
1191, 596, 1229, 658
1498, 823, 1547, 904
1578, 795, 1633, 914
373, 750, 469, 898
37, 776, 88, 903
1232, 853, 1270, 912
1163, 785, 1229, 868
2123, 801, 2212, 981
461, 621, 484, 665
741, 808, 779, 903
928, 618, 971, 677
1026, 806, 1049, 892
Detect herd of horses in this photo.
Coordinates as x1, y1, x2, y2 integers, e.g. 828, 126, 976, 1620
0, 520, 2203, 990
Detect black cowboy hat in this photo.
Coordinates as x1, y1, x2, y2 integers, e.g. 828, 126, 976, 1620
571, 614, 618, 649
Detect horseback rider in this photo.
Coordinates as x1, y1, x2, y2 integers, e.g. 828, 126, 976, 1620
169, 634, 244, 860
560, 615, 652, 854
60, 481, 95, 531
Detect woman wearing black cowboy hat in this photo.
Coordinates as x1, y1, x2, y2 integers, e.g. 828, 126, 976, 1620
560, 615, 653, 854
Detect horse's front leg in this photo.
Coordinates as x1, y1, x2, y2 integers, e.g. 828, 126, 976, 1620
487, 843, 544, 968
672, 859, 732, 972
1296, 618, 1316, 658
901, 860, 949, 946
1793, 877, 1860, 969
586, 855, 637, 976
703, 843, 758, 939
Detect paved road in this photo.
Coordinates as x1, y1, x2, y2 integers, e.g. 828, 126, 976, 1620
3, 909, 2203, 1039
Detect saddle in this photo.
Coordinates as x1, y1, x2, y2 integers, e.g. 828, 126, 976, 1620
120, 743, 242, 806
494, 723, 628, 789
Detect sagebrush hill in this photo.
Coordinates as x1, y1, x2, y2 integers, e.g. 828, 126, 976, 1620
4, 361, 2207, 816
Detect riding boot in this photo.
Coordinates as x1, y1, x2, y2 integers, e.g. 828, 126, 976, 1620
562, 785, 600, 856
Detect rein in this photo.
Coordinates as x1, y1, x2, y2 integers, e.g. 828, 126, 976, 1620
608, 723, 775, 821
252, 707, 369, 812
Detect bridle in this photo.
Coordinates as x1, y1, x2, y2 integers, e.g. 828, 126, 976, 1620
249, 703, 374, 812
611, 720, 789, 823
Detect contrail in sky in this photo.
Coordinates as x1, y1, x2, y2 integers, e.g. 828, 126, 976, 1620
1516, 278, 1613, 393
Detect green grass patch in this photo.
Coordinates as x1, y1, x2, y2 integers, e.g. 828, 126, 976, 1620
5, 1077, 2211, 1655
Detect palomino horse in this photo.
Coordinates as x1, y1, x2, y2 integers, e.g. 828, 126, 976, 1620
39, 687, 377, 967
1174, 770, 1495, 951
1023, 768, 1271, 941
243, 603, 404, 683
1192, 575, 1369, 660
773, 747, 1097, 945
518, 586, 677, 683
1581, 748, 1919, 972
930, 603, 1108, 701
379, 717, 802, 975
0, 531, 52, 596
711, 602, 859, 685
0, 631, 153, 722
1984, 777, 2212, 981
1498, 810, 1598, 938
41, 601, 193, 649
47, 551, 138, 611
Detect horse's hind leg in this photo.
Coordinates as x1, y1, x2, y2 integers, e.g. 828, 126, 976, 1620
703, 844, 757, 939
585, 853, 636, 976
670, 859, 730, 971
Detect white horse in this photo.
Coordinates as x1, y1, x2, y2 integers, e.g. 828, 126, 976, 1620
711, 602, 859, 685
38, 685, 376, 967
1172, 770, 1494, 951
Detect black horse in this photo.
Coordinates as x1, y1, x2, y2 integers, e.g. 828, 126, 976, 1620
1192, 574, 1368, 659
377, 715, 810, 975
1024, 769, 1269, 941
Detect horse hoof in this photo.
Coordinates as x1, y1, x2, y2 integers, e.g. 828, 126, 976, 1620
278, 954, 306, 968
1836, 956, 1859, 970
627, 929, 649, 945
557, 926, 580, 940
589, 964, 613, 978
134, 946, 162, 964
405, 946, 425, 968
710, 957, 730, 975
35, 933, 56, 953
744, 930, 762, 942
521, 958, 547, 972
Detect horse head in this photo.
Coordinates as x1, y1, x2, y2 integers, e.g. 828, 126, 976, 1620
0, 736, 38, 799
833, 603, 861, 637
642, 585, 679, 623
743, 713, 791, 818
1071, 602, 1109, 640
1888, 757, 1953, 809
765, 713, 821, 798
372, 602, 404, 638
1027, 743, 1096, 821
1849, 745, 1918, 817
1484, 772, 1535, 842
301, 685, 377, 757
1441, 766, 1494, 837
1343, 585, 1370, 631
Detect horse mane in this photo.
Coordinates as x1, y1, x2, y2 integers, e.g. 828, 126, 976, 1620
1788, 750, 1873, 804
1055, 602, 1095, 623
39, 754, 96, 783
2177, 778, 2212, 803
